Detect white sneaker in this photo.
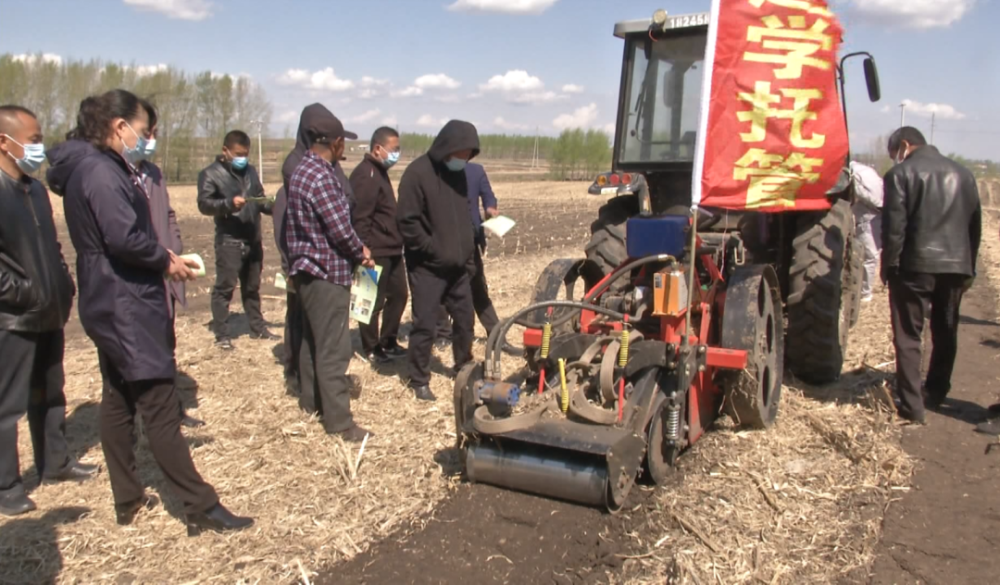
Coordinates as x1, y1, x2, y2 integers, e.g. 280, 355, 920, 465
861, 295, 873, 303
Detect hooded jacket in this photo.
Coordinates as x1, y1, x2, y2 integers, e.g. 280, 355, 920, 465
47, 140, 176, 382
349, 153, 403, 258
881, 146, 981, 279
197, 156, 271, 243
0, 168, 74, 332
396, 120, 480, 272
282, 103, 356, 214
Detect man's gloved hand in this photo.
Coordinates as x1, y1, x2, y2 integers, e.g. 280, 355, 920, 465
963, 276, 975, 293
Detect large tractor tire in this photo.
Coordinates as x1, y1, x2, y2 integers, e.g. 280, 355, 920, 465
785, 199, 861, 385
584, 196, 638, 285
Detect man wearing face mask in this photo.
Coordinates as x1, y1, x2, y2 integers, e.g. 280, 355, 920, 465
397, 120, 480, 402
197, 130, 276, 351
349, 127, 408, 365
0, 105, 99, 516
286, 111, 374, 441
882, 127, 982, 425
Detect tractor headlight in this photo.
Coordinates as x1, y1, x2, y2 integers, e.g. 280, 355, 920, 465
652, 9, 668, 26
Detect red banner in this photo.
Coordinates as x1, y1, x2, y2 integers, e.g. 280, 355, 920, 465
693, 0, 848, 211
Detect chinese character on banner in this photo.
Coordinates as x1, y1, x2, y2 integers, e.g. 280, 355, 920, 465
691, 0, 847, 212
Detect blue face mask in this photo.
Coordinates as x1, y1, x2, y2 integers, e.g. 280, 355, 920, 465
231, 156, 249, 171
445, 158, 467, 172
141, 137, 157, 161
384, 150, 400, 168
3, 135, 46, 174
121, 122, 147, 167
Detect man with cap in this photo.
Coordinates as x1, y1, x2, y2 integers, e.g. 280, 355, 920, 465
397, 120, 480, 402
285, 109, 374, 441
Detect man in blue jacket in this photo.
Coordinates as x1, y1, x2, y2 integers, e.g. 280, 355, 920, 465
435, 161, 500, 346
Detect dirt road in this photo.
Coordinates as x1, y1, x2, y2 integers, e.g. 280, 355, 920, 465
870, 280, 1000, 584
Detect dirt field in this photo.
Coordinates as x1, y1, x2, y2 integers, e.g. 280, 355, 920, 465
3, 179, 997, 584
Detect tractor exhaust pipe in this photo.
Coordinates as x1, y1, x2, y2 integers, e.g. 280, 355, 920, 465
466, 443, 608, 506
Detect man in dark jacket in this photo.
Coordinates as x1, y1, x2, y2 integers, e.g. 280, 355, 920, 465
0, 105, 98, 516
350, 127, 408, 364
435, 161, 501, 346
198, 130, 276, 350
397, 120, 480, 401
882, 127, 982, 425
280, 104, 359, 394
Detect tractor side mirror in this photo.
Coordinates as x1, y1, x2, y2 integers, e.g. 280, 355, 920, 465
863, 57, 881, 103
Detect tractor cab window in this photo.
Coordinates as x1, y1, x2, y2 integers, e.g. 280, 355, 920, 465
619, 33, 707, 164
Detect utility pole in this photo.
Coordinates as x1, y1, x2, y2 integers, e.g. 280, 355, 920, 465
250, 119, 264, 184
930, 112, 936, 144
531, 127, 539, 169
899, 102, 906, 128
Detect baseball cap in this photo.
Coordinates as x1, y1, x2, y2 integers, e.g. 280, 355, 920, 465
308, 112, 358, 144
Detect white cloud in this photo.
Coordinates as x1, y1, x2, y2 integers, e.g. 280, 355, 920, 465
901, 99, 966, 120
349, 109, 382, 124
132, 63, 168, 77
123, 0, 214, 21
11, 53, 63, 66
844, 0, 974, 29
562, 84, 585, 94
277, 67, 355, 92
447, 0, 559, 14
494, 117, 529, 131
360, 76, 390, 88
276, 110, 299, 124
553, 103, 599, 130
509, 91, 561, 105
414, 73, 462, 90
416, 114, 447, 128
381, 115, 398, 127
394, 86, 424, 98
602, 123, 616, 135
434, 94, 463, 104
481, 70, 544, 92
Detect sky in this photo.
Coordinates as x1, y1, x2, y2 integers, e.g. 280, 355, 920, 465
1, 0, 997, 159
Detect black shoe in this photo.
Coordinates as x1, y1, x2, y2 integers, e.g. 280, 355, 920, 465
115, 494, 160, 526
0, 492, 36, 517
434, 339, 452, 351
363, 347, 392, 365
976, 419, 1000, 435
988, 403, 1000, 416
250, 329, 280, 341
330, 424, 373, 443
185, 503, 254, 537
215, 337, 235, 351
180, 413, 206, 428
411, 384, 437, 402
383, 344, 407, 360
43, 460, 100, 484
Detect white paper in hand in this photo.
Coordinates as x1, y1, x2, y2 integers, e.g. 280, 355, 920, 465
275, 272, 287, 291
179, 253, 206, 277
482, 215, 516, 238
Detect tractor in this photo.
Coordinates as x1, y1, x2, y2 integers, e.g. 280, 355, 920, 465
453, 8, 882, 509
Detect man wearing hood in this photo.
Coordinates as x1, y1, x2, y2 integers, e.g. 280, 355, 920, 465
396, 120, 480, 401
0, 105, 98, 516
197, 130, 276, 351
279, 104, 358, 395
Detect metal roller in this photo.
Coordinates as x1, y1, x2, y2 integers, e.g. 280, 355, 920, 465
466, 444, 608, 506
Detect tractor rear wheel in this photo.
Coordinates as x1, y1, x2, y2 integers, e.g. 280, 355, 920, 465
785, 199, 859, 385
584, 196, 638, 288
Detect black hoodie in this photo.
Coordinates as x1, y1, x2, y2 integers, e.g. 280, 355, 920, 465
396, 120, 480, 273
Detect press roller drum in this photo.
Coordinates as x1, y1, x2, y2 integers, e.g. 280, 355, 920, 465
465, 443, 609, 506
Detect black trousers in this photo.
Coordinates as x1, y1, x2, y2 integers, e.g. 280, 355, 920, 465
211, 238, 265, 338
296, 275, 354, 433
283, 290, 304, 383
98, 351, 218, 515
436, 246, 499, 340
0, 329, 71, 497
889, 272, 966, 421
409, 264, 475, 386
360, 255, 408, 354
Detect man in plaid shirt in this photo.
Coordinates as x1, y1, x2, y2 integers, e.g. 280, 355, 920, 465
286, 111, 373, 442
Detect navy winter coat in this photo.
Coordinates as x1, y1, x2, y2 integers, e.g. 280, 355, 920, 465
47, 140, 176, 382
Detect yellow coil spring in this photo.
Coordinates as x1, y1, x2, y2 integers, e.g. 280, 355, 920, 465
558, 358, 569, 413
541, 322, 552, 359
618, 328, 630, 367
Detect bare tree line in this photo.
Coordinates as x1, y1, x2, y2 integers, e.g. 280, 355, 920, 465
0, 53, 272, 182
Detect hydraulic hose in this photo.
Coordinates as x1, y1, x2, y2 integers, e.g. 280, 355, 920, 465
485, 300, 627, 378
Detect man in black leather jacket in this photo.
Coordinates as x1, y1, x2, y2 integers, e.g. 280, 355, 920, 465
197, 130, 276, 350
881, 127, 982, 424
0, 105, 98, 516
